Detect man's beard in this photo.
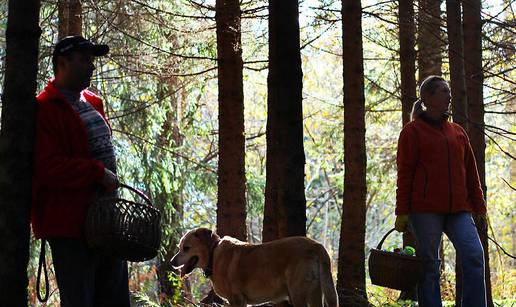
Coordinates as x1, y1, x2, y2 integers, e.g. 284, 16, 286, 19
79, 76, 91, 90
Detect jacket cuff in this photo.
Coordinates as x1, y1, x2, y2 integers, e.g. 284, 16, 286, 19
395, 206, 409, 215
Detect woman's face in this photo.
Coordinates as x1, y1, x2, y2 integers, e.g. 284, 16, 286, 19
424, 81, 451, 115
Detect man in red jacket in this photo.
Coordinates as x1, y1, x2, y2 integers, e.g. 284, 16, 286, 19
32, 36, 129, 307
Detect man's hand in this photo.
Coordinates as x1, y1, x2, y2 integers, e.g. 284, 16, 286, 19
101, 168, 119, 192
395, 214, 409, 232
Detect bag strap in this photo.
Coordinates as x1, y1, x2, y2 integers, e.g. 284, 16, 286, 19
36, 239, 49, 302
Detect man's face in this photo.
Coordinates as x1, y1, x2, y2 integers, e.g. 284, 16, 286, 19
57, 51, 95, 91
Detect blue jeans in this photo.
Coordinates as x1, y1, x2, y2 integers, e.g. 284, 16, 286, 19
409, 212, 486, 307
49, 238, 130, 307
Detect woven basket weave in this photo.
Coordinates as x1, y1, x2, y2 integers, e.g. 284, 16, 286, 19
85, 184, 161, 262
368, 228, 424, 290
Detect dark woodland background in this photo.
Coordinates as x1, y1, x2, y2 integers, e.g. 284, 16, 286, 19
0, 0, 514, 306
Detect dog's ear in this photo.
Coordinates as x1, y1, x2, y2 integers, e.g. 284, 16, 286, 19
194, 228, 220, 248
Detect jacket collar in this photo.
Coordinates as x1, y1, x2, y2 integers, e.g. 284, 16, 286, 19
418, 112, 449, 129
38, 79, 111, 132
39, 79, 98, 105
38, 79, 68, 104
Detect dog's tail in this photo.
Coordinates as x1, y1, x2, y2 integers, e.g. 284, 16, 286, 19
319, 246, 339, 307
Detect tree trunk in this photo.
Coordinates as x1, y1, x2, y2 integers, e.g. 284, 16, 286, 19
263, 0, 306, 243
0, 0, 41, 304
263, 3, 306, 306
446, 0, 469, 304
399, 0, 417, 126
398, 0, 419, 301
337, 0, 368, 306
215, 0, 247, 241
417, 0, 443, 80
58, 0, 82, 39
447, 0, 468, 128
463, 0, 493, 305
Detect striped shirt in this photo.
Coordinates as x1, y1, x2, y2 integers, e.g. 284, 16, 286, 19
60, 88, 117, 196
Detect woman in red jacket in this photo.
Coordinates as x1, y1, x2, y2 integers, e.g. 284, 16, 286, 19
395, 75, 487, 307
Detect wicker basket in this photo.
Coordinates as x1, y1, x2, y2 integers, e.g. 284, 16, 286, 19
368, 228, 424, 290
85, 184, 161, 262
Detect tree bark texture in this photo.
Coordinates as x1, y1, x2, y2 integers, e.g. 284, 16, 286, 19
447, 0, 468, 129
445, 0, 469, 304
58, 0, 82, 39
0, 0, 41, 304
215, 0, 247, 241
398, 0, 419, 300
399, 0, 417, 126
417, 0, 443, 80
337, 0, 368, 305
463, 0, 493, 305
263, 0, 306, 243
398, 0, 417, 300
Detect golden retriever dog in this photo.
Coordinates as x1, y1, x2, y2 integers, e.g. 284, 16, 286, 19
171, 228, 338, 307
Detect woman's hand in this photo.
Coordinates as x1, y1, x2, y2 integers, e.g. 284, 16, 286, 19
395, 215, 409, 232
101, 168, 119, 192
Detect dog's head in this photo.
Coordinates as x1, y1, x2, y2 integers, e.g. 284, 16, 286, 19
171, 228, 220, 277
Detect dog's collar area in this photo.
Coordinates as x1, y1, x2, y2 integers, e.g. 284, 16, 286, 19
203, 239, 220, 278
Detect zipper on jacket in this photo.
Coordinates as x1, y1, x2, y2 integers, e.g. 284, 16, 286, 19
422, 165, 428, 199
443, 132, 453, 213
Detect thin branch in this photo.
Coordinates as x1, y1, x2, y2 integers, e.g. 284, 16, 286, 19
87, 0, 217, 61
113, 128, 217, 174
129, 0, 213, 20
501, 177, 516, 192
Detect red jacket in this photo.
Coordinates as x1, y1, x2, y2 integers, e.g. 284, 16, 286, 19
32, 80, 109, 239
395, 116, 486, 215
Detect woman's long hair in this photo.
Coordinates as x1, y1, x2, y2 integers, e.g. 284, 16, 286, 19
410, 75, 447, 120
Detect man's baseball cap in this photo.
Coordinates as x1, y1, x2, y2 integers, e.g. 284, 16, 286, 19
53, 35, 109, 60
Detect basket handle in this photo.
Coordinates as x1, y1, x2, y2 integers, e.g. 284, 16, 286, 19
376, 228, 397, 250
119, 183, 153, 206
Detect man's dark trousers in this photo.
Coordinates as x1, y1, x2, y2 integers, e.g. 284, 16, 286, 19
49, 238, 130, 307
